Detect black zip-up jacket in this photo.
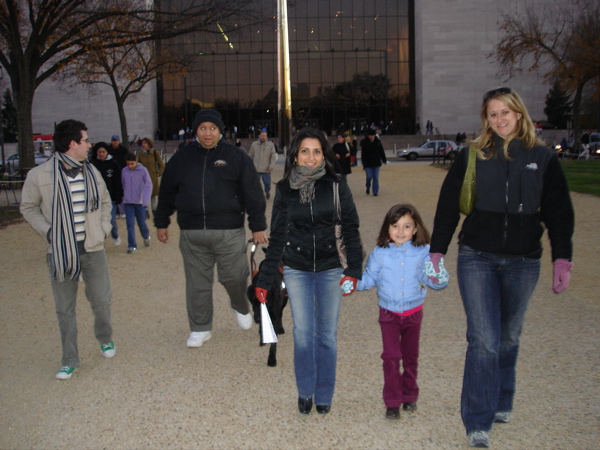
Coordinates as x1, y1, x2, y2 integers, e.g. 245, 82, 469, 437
91, 156, 123, 204
430, 136, 574, 261
256, 174, 363, 290
154, 140, 267, 232
360, 136, 387, 167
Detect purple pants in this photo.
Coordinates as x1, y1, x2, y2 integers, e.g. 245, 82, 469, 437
378, 307, 423, 407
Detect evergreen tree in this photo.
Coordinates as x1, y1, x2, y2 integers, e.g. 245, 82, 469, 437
2, 89, 18, 143
544, 83, 572, 129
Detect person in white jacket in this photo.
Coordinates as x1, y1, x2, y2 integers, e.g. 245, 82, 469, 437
21, 119, 115, 380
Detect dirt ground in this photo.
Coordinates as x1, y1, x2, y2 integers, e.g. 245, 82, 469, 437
1, 162, 598, 449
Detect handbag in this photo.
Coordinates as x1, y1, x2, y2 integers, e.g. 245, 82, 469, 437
333, 182, 348, 269
459, 145, 476, 215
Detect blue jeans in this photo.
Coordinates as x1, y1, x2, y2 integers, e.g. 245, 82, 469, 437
110, 201, 119, 239
259, 172, 272, 194
457, 245, 540, 433
364, 166, 381, 194
284, 266, 344, 406
124, 203, 149, 249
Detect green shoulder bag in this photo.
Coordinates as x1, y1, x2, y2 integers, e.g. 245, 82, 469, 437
459, 146, 476, 215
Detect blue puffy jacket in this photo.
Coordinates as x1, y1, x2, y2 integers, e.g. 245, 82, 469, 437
357, 242, 447, 314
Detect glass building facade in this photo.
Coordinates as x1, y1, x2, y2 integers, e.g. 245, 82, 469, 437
160, 0, 414, 139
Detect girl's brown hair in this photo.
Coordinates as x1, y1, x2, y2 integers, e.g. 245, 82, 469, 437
376, 204, 430, 248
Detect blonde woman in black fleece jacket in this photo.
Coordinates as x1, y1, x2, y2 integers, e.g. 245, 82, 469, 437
429, 87, 574, 448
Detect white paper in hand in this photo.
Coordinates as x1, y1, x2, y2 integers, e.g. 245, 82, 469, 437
261, 303, 278, 344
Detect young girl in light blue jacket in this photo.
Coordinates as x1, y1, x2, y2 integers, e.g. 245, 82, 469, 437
357, 203, 448, 420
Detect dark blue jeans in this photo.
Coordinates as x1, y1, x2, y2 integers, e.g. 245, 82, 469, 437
259, 172, 272, 195
457, 245, 540, 433
124, 203, 149, 249
364, 166, 381, 194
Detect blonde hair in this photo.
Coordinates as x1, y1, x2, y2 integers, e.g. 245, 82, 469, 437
471, 88, 541, 160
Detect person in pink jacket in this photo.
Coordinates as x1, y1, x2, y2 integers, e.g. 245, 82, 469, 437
121, 153, 152, 253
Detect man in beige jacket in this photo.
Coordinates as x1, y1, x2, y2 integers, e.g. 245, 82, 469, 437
248, 130, 277, 199
21, 119, 115, 380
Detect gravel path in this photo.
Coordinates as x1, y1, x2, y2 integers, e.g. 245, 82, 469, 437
1, 162, 598, 449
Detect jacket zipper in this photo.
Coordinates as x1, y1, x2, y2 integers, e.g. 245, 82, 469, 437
201, 149, 208, 229
502, 162, 509, 248
310, 201, 316, 272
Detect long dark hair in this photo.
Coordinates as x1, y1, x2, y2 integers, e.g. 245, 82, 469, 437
282, 128, 338, 183
376, 204, 430, 248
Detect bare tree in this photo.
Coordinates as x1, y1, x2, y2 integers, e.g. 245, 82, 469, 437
0, 0, 257, 168
491, 0, 600, 149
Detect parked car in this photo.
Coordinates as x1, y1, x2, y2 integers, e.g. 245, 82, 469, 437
5, 152, 51, 173
587, 133, 600, 158
396, 140, 458, 160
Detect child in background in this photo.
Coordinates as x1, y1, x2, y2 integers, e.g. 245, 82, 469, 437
121, 153, 152, 254
357, 204, 448, 420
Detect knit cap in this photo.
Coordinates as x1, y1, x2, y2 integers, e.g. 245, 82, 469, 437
192, 109, 225, 133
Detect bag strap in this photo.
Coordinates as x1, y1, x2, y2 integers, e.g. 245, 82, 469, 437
467, 145, 476, 173
333, 182, 342, 222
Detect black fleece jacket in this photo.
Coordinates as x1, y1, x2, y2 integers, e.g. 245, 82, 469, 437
256, 174, 363, 290
154, 139, 267, 232
430, 136, 574, 261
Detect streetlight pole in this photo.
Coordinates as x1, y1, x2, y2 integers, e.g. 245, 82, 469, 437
0, 67, 5, 171
277, 0, 292, 151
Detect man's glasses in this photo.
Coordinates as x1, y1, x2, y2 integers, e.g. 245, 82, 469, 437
483, 87, 512, 102
80, 138, 90, 143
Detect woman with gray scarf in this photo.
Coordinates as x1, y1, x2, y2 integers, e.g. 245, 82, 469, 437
255, 128, 363, 415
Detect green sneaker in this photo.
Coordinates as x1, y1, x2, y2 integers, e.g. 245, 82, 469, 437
100, 341, 116, 358
56, 366, 75, 380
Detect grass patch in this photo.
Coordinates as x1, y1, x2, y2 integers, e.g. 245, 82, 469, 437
561, 160, 600, 197
0, 206, 23, 228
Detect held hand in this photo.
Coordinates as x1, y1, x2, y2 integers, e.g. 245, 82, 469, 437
429, 253, 444, 273
427, 275, 440, 284
255, 287, 269, 303
553, 259, 573, 293
252, 231, 269, 245
340, 276, 358, 296
157, 228, 169, 243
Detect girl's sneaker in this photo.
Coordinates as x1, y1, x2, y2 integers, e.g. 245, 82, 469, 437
403, 402, 417, 411
385, 407, 400, 420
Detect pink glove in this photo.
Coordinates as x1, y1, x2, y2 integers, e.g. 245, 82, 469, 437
429, 253, 444, 273
340, 276, 358, 296
553, 259, 573, 293
255, 287, 269, 303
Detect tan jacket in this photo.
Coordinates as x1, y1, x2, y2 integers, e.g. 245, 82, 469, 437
137, 149, 165, 196
20, 161, 112, 253
248, 140, 276, 173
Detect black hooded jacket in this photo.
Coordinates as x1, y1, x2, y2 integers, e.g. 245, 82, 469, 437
430, 136, 574, 261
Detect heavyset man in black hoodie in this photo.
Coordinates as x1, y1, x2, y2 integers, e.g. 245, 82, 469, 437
154, 109, 268, 348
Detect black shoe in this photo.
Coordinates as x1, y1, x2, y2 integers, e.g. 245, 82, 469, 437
373, 193, 378, 196
266, 192, 270, 200
298, 397, 313, 414
385, 407, 400, 420
366, 189, 370, 194
402, 402, 417, 412
316, 405, 331, 414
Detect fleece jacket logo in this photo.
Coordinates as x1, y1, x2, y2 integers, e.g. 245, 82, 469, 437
213, 160, 228, 166
525, 162, 538, 171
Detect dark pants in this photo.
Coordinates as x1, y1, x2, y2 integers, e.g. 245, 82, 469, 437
379, 307, 423, 407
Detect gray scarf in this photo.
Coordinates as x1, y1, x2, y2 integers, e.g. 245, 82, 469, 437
289, 162, 326, 203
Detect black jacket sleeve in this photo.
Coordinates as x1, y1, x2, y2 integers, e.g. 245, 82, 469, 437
338, 177, 363, 279
430, 146, 467, 254
540, 154, 574, 261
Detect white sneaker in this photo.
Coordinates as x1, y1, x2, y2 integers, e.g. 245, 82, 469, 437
468, 431, 490, 448
143, 236, 151, 247
235, 311, 253, 330
186, 331, 211, 348
114, 237, 121, 246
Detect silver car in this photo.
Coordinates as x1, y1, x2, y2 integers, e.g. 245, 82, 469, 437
5, 152, 51, 173
396, 140, 458, 160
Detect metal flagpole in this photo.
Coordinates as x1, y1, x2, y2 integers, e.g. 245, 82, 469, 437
277, 0, 292, 152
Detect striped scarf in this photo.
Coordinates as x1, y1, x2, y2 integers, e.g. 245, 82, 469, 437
51, 152, 100, 282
